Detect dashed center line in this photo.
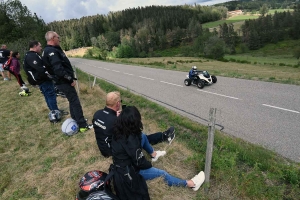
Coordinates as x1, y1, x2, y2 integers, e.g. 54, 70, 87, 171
112, 70, 120, 73
124, 72, 133, 76
103, 68, 110, 70
160, 81, 183, 87
139, 76, 154, 81
262, 104, 299, 114
197, 89, 241, 100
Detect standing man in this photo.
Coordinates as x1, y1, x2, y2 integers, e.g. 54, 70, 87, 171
0, 44, 11, 80
42, 31, 92, 132
23, 40, 67, 115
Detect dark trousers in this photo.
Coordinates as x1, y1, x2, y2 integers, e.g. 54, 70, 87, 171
9, 70, 25, 86
56, 83, 87, 128
39, 81, 58, 111
146, 132, 164, 145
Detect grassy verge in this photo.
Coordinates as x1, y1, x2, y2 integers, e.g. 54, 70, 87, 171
107, 56, 300, 85
0, 70, 299, 200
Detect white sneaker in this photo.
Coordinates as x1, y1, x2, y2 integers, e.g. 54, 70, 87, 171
191, 171, 205, 191
151, 150, 166, 162
21, 85, 28, 90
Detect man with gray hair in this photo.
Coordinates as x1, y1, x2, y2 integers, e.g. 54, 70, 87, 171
42, 31, 92, 132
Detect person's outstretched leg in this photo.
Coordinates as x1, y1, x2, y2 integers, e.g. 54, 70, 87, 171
139, 167, 187, 186
140, 167, 205, 191
141, 133, 165, 162
146, 127, 175, 145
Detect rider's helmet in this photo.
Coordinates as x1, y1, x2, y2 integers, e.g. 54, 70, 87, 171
192, 66, 197, 70
48, 110, 62, 123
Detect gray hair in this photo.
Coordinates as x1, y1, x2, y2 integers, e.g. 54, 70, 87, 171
45, 31, 56, 41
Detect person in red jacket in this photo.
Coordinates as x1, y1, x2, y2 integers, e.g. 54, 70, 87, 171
8, 51, 27, 90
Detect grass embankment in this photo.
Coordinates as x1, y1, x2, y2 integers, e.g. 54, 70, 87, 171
0, 70, 299, 200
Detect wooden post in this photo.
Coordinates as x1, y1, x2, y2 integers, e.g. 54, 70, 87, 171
88, 74, 91, 88
204, 108, 216, 192
92, 76, 97, 88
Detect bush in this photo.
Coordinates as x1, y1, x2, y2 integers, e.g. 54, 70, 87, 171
219, 58, 229, 62
138, 51, 147, 58
203, 36, 226, 59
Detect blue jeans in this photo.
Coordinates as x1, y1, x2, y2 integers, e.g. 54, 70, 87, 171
39, 81, 58, 111
141, 131, 165, 155
139, 167, 187, 187
141, 133, 154, 155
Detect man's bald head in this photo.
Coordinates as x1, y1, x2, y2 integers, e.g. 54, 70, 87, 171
106, 91, 121, 108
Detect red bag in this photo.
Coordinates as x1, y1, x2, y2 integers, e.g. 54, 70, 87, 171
3, 57, 12, 70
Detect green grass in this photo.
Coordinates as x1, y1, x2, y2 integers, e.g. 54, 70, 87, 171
268, 9, 293, 14
202, 15, 258, 29
225, 39, 300, 68
0, 69, 299, 200
203, 9, 293, 32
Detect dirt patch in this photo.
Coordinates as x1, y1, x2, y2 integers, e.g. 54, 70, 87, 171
65, 47, 91, 57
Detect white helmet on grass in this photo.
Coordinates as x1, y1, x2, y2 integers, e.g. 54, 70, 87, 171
61, 118, 79, 136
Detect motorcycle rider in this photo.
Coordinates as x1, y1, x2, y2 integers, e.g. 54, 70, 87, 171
189, 66, 198, 84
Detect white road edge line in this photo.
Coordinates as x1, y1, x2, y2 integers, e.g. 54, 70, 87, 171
139, 76, 154, 81
197, 89, 241, 100
262, 104, 300, 114
124, 72, 134, 76
160, 81, 183, 87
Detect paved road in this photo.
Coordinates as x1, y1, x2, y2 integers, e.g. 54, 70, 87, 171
70, 58, 300, 162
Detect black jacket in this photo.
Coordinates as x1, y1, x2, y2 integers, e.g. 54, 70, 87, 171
0, 48, 10, 64
23, 51, 52, 85
110, 134, 151, 200
92, 107, 117, 157
42, 45, 75, 85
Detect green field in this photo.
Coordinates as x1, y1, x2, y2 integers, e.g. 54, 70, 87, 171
203, 9, 293, 31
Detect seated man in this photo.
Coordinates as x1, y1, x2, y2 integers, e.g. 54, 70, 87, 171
189, 66, 198, 84
93, 91, 175, 162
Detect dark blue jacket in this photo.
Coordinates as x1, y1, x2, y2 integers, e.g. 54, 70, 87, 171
189, 69, 198, 79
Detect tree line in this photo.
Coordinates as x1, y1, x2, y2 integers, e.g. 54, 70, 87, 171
0, 0, 46, 55
1, 0, 299, 60
216, 0, 296, 12
241, 9, 300, 50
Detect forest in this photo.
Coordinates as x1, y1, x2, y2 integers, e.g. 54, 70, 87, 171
0, 0, 299, 59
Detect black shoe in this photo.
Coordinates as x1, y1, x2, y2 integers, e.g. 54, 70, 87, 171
163, 127, 175, 145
